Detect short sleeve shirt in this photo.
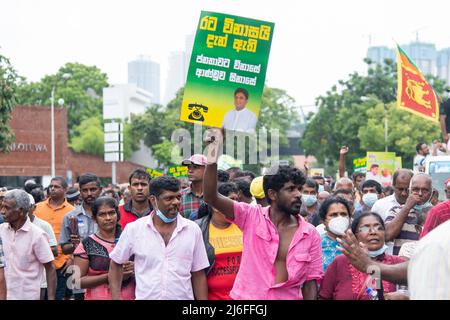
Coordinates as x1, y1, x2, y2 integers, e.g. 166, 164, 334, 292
229, 202, 324, 300
109, 212, 209, 300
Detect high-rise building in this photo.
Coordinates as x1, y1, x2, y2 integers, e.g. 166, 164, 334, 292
164, 51, 187, 104
402, 42, 437, 76
437, 48, 450, 85
367, 46, 395, 65
367, 41, 450, 84
128, 56, 161, 104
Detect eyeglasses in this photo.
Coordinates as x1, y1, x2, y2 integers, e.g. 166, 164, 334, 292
357, 224, 385, 233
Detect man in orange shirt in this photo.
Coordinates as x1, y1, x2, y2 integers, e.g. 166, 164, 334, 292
35, 176, 74, 300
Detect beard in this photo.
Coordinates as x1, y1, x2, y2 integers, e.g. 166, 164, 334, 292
277, 199, 302, 216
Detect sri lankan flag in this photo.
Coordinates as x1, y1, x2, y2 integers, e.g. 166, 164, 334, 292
397, 45, 439, 122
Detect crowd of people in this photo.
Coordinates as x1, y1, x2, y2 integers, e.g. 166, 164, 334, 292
0, 142, 449, 300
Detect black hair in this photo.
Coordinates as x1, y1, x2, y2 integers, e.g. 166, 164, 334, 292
351, 211, 384, 234
319, 196, 351, 220
78, 173, 101, 188
233, 177, 252, 198
92, 196, 122, 239
304, 179, 319, 193
217, 170, 230, 183
263, 165, 306, 204
149, 176, 180, 197
370, 164, 379, 169
361, 180, 382, 194
392, 169, 414, 186
51, 176, 68, 189
197, 183, 238, 219
234, 88, 249, 99
233, 170, 256, 181
30, 188, 45, 204
128, 168, 151, 185
352, 172, 366, 181
101, 189, 120, 203
218, 182, 238, 198
416, 142, 426, 153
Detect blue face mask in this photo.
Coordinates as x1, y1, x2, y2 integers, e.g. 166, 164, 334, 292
368, 244, 389, 258
318, 185, 325, 193
302, 194, 317, 207
414, 202, 432, 211
155, 207, 177, 224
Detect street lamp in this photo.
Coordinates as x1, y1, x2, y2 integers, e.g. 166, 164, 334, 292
50, 73, 71, 177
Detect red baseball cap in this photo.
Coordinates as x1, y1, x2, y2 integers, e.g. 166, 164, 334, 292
181, 154, 208, 166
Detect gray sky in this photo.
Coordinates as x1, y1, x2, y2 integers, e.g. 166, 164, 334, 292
2, 0, 450, 109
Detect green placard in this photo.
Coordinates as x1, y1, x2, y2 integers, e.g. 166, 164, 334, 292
168, 165, 189, 178
353, 157, 367, 173
180, 11, 275, 133
146, 168, 164, 179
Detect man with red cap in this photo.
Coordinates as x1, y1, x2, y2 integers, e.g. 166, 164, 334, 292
420, 178, 450, 238
180, 154, 207, 220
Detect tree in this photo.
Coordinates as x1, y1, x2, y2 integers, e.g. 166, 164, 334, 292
301, 58, 445, 174
0, 54, 22, 152
16, 62, 109, 141
69, 117, 104, 156
358, 101, 440, 166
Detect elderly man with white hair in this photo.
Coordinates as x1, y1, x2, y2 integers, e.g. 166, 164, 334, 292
0, 189, 56, 300
385, 173, 433, 256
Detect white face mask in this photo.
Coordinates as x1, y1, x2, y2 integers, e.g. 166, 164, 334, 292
327, 216, 350, 236
362, 193, 378, 208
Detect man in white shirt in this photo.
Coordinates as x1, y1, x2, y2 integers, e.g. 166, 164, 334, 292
413, 142, 430, 173
108, 176, 209, 300
222, 88, 258, 133
371, 169, 414, 221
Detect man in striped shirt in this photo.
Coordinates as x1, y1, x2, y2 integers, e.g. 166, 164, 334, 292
385, 174, 433, 255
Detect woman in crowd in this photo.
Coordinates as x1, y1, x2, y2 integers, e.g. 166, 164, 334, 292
319, 197, 352, 271
74, 196, 135, 300
319, 212, 405, 300
196, 182, 243, 300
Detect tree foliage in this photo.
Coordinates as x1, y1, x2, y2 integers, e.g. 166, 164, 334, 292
0, 54, 22, 151
301, 58, 445, 173
16, 62, 108, 141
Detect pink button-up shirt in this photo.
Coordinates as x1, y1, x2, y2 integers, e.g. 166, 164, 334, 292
229, 202, 323, 300
109, 212, 209, 300
0, 217, 54, 300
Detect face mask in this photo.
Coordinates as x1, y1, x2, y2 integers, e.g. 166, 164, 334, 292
153, 200, 177, 224
413, 193, 433, 211
318, 185, 325, 193
327, 216, 350, 236
156, 208, 177, 223
368, 244, 388, 258
362, 193, 378, 208
302, 194, 317, 207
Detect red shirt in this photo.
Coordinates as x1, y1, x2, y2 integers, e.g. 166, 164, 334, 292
319, 254, 405, 300
118, 201, 152, 230
420, 200, 450, 239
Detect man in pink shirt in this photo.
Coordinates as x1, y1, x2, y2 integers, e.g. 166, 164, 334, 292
203, 130, 323, 299
109, 176, 209, 300
0, 189, 56, 300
